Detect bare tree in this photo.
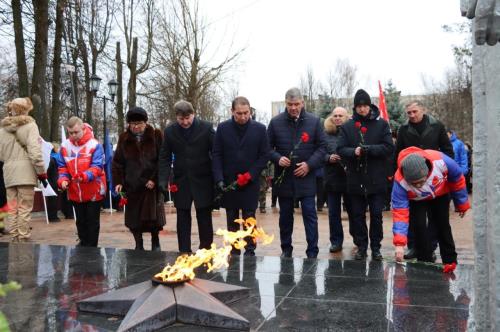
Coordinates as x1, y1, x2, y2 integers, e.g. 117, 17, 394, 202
115, 41, 124, 133
149, 0, 243, 123
299, 65, 318, 112
326, 58, 358, 102
49, 0, 66, 141
11, 0, 29, 97
121, 0, 154, 109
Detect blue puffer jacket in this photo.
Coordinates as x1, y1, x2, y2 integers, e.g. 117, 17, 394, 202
449, 132, 469, 175
267, 109, 326, 198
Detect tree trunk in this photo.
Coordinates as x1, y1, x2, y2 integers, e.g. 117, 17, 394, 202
50, 0, 66, 142
127, 37, 138, 109
116, 41, 124, 133
31, 0, 49, 138
11, 0, 29, 97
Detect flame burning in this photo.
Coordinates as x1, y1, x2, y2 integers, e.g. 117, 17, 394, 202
154, 217, 273, 283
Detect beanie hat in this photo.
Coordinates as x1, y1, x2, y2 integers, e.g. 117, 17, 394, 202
7, 97, 33, 116
401, 154, 429, 183
126, 107, 148, 123
353, 89, 371, 108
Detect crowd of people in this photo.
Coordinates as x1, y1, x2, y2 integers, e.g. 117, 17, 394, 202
0, 87, 472, 273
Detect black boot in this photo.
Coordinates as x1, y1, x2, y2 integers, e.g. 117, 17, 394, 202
151, 232, 161, 251
132, 232, 144, 250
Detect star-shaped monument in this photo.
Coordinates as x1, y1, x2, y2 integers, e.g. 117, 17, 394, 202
78, 278, 250, 331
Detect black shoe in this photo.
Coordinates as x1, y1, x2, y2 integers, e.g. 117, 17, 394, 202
431, 252, 437, 263
355, 249, 367, 260
259, 207, 266, 213
49, 218, 61, 222
317, 207, 323, 212
329, 244, 342, 253
404, 248, 417, 260
280, 251, 292, 258
306, 254, 317, 259
231, 248, 241, 256
271, 204, 276, 208
151, 234, 161, 251
244, 250, 255, 257
372, 250, 383, 261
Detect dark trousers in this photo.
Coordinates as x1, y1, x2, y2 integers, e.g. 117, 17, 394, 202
349, 193, 384, 251
407, 202, 438, 251
177, 207, 213, 253
316, 177, 326, 209
278, 196, 319, 258
225, 208, 257, 253
46, 196, 59, 220
73, 200, 101, 247
327, 191, 352, 247
411, 195, 457, 264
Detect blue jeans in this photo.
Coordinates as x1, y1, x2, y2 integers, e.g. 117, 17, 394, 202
327, 192, 352, 247
349, 193, 384, 251
278, 196, 319, 257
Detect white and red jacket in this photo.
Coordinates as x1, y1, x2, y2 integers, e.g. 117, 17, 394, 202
392, 147, 470, 246
57, 124, 106, 202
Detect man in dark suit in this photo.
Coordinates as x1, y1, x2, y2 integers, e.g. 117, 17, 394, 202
212, 96, 271, 256
158, 100, 215, 254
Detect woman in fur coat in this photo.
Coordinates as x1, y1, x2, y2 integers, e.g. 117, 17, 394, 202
112, 107, 165, 250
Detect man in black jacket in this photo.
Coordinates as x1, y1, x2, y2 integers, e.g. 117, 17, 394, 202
395, 101, 454, 259
158, 100, 215, 254
267, 87, 327, 258
337, 89, 394, 260
212, 96, 270, 256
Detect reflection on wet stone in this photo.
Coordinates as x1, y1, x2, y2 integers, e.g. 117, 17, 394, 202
0, 243, 474, 331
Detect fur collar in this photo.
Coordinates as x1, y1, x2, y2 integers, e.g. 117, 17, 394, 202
1, 115, 35, 133
119, 125, 158, 157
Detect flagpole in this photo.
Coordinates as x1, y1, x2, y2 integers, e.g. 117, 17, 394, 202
109, 190, 113, 214
43, 194, 49, 224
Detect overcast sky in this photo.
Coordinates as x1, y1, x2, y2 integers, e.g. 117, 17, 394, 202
197, 0, 468, 115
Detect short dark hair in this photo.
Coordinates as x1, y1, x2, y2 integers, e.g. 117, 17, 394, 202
174, 100, 194, 116
231, 96, 250, 110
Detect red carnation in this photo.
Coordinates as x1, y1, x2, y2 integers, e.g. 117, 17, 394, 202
355, 121, 362, 129
119, 197, 128, 208
301, 132, 310, 143
169, 184, 178, 193
236, 172, 252, 187
360, 127, 367, 134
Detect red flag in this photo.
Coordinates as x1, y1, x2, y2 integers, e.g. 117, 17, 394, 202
378, 80, 389, 122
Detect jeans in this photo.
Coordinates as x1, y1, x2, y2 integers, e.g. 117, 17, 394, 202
278, 196, 318, 258
349, 193, 384, 251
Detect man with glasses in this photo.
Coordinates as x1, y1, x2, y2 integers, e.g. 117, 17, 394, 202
158, 100, 215, 254
392, 147, 469, 273
395, 101, 454, 260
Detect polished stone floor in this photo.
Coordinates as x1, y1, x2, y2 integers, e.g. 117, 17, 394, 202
0, 243, 474, 331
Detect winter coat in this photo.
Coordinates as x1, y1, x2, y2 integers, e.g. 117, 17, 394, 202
267, 109, 327, 198
392, 147, 470, 247
57, 124, 107, 202
323, 116, 347, 193
337, 104, 394, 195
449, 132, 469, 175
0, 162, 5, 207
158, 118, 215, 210
212, 118, 271, 210
395, 114, 454, 163
0, 115, 45, 188
112, 125, 165, 231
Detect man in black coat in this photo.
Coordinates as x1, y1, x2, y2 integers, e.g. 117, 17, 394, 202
212, 96, 270, 256
337, 89, 394, 260
324, 107, 353, 253
395, 100, 454, 259
267, 87, 327, 259
158, 100, 215, 254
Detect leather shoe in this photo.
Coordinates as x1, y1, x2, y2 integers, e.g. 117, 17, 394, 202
431, 252, 437, 263
329, 244, 342, 253
355, 249, 367, 260
244, 250, 255, 257
306, 254, 317, 259
404, 248, 417, 260
372, 250, 383, 261
280, 251, 292, 258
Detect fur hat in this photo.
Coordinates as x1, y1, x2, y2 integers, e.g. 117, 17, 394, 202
7, 97, 33, 116
126, 107, 148, 123
401, 154, 429, 182
353, 89, 371, 108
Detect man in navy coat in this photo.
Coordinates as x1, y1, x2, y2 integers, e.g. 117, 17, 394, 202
212, 96, 271, 256
267, 88, 327, 258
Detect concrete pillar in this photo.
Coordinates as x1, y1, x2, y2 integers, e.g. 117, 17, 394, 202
472, 42, 500, 331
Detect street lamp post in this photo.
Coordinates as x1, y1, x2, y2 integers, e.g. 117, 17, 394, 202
90, 74, 119, 141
